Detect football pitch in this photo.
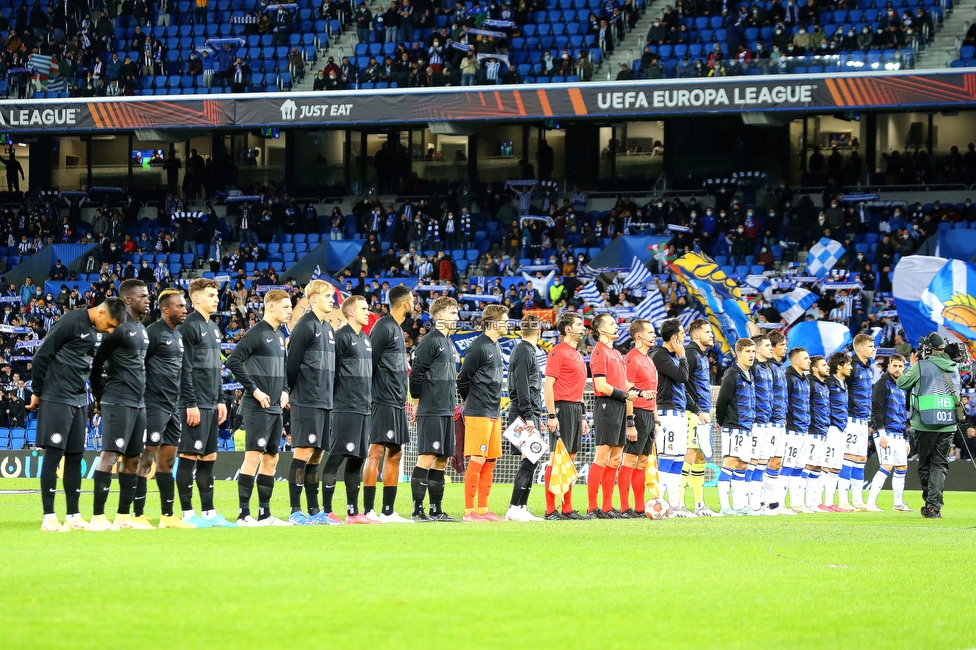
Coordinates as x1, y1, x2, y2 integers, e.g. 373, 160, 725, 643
1, 479, 974, 650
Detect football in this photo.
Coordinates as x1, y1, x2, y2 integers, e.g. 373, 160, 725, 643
645, 498, 672, 520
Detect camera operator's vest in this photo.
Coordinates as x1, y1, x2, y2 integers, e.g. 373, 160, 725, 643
916, 359, 958, 427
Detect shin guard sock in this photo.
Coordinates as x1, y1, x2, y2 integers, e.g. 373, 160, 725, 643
587, 463, 606, 512
731, 470, 747, 510
718, 467, 733, 511
748, 468, 763, 511
463, 460, 482, 513
362, 485, 377, 514
411, 467, 429, 515
763, 467, 780, 509
600, 464, 617, 512
288, 457, 308, 512
237, 473, 255, 518
789, 469, 806, 509
476, 460, 496, 513
381, 486, 397, 516
868, 467, 890, 506
805, 470, 821, 508
544, 464, 556, 514
176, 458, 196, 514
824, 471, 840, 506
850, 462, 865, 504
690, 462, 706, 508
156, 471, 176, 517
427, 469, 445, 516
512, 457, 535, 507
63, 452, 83, 516
344, 457, 364, 516
321, 454, 343, 513
93, 469, 113, 517
133, 476, 148, 517
617, 466, 633, 512
40, 448, 64, 515
562, 483, 575, 514
195, 460, 215, 512
678, 460, 691, 506
304, 463, 321, 515
893, 469, 907, 506
256, 474, 275, 519
838, 461, 852, 505
117, 472, 137, 515
632, 466, 646, 512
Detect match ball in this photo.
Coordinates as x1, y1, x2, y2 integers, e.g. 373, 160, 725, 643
645, 498, 671, 520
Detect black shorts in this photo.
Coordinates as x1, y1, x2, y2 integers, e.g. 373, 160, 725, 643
551, 400, 583, 454
36, 400, 87, 454
243, 406, 283, 454
100, 404, 147, 457
291, 405, 330, 449
369, 403, 409, 447
330, 411, 369, 459
593, 397, 626, 448
417, 415, 455, 457
178, 407, 219, 456
146, 407, 181, 447
624, 408, 655, 457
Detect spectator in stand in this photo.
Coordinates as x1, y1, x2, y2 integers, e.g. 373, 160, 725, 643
289, 48, 305, 82
229, 57, 251, 93
187, 51, 204, 82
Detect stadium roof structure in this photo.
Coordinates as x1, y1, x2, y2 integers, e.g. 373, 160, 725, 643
2, 69, 975, 134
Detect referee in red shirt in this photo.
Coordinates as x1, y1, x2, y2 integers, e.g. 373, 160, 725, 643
543, 312, 588, 520
587, 313, 637, 519
623, 319, 658, 517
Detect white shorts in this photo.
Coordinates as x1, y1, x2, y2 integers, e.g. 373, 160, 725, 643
762, 423, 786, 460
749, 424, 765, 461
824, 426, 845, 470
783, 430, 805, 468
876, 434, 909, 467
721, 428, 751, 463
656, 410, 688, 457
805, 434, 827, 467
845, 418, 870, 456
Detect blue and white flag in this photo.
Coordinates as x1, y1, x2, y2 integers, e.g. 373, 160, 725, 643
577, 264, 600, 281
920, 259, 976, 342
310, 265, 322, 280
678, 308, 706, 331
576, 281, 602, 305
773, 288, 817, 325
806, 237, 844, 278
745, 275, 774, 300
786, 321, 852, 358
633, 288, 667, 326
622, 256, 651, 289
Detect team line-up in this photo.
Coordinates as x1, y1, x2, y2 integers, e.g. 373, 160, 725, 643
32, 277, 922, 531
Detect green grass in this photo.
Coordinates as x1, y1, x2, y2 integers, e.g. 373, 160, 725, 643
1, 479, 974, 650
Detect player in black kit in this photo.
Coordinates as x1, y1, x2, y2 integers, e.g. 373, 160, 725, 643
32, 298, 125, 532
363, 285, 415, 523
322, 295, 376, 524
177, 278, 233, 528
135, 288, 196, 529
89, 279, 153, 531
226, 288, 293, 527
284, 280, 338, 526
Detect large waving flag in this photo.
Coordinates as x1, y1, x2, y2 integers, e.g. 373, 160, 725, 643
548, 438, 578, 497
633, 287, 668, 326
576, 281, 602, 305
806, 238, 844, 278
786, 321, 852, 357
622, 256, 652, 289
669, 252, 757, 358
773, 288, 818, 325
892, 255, 952, 346
920, 259, 976, 342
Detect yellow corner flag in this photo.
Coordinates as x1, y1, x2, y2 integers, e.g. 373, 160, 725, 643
644, 448, 661, 500
548, 438, 578, 497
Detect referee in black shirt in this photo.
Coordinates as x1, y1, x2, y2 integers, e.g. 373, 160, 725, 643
135, 288, 196, 529
363, 285, 415, 523
226, 288, 292, 527
31, 298, 124, 533
89, 279, 152, 531
284, 279, 338, 525
322, 294, 376, 524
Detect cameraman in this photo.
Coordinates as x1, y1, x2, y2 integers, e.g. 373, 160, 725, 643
897, 333, 961, 519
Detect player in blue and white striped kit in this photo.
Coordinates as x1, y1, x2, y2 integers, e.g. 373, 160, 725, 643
784, 347, 812, 513
804, 355, 832, 512
866, 353, 913, 512
764, 331, 791, 514
747, 335, 774, 514
823, 352, 853, 511
844, 333, 877, 510
716, 338, 757, 516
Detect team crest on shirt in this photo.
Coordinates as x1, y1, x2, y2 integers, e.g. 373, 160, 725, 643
346, 442, 355, 452
386, 430, 394, 439
50, 433, 62, 444
308, 435, 317, 444
194, 440, 203, 450
480, 444, 487, 452
328, 331, 334, 342
150, 432, 161, 443
257, 438, 267, 448
115, 438, 125, 448
178, 340, 184, 351
432, 441, 440, 450
213, 328, 221, 339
